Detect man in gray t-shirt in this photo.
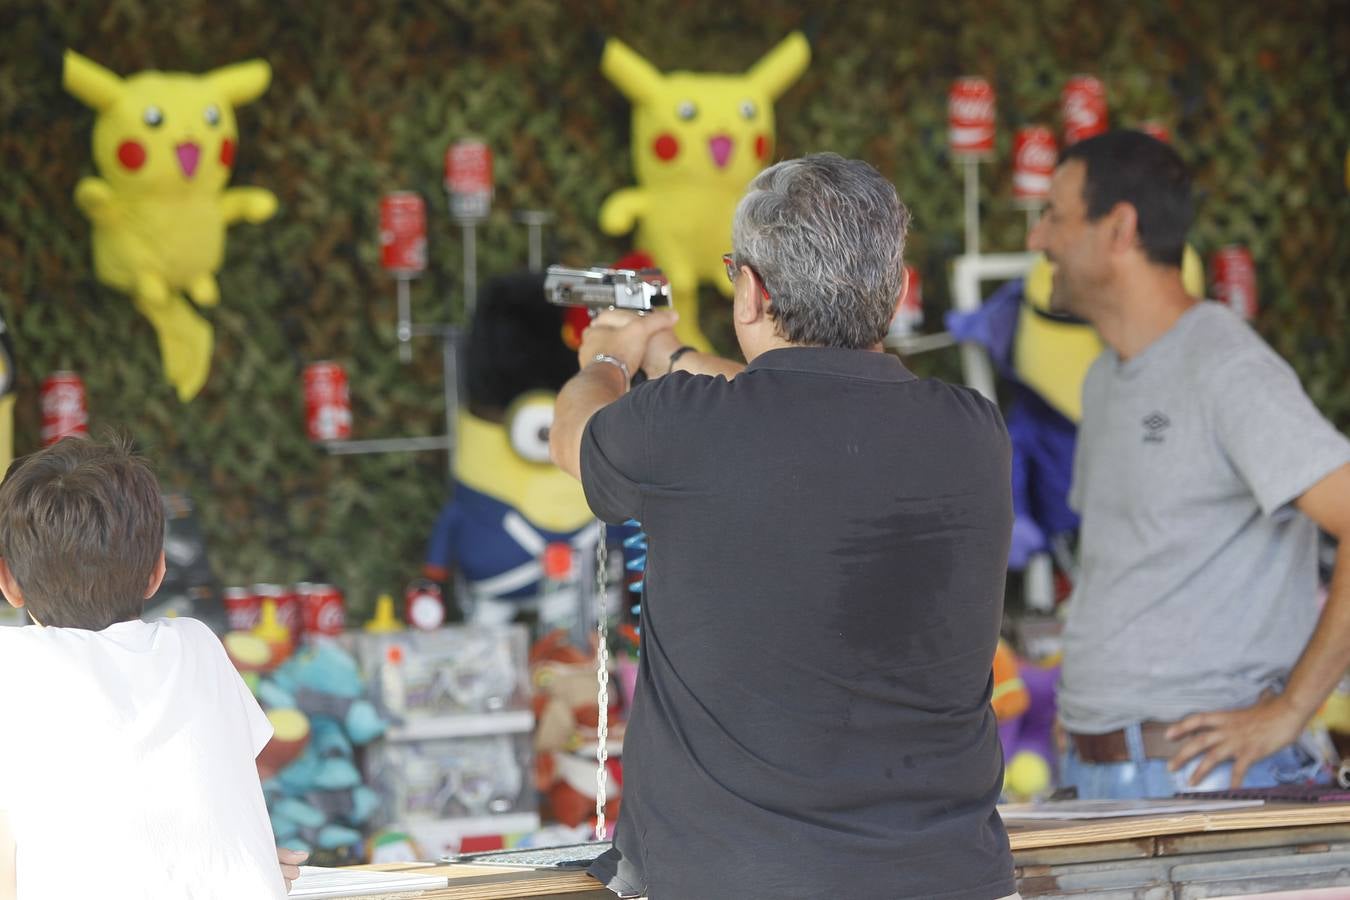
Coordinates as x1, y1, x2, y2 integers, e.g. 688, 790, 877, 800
1028, 131, 1350, 799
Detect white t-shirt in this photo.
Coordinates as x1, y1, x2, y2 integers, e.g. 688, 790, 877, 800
0, 617, 285, 899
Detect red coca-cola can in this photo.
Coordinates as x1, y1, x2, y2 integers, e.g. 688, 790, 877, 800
1013, 126, 1058, 206
445, 140, 493, 220
223, 586, 261, 631
41, 371, 88, 446
253, 583, 302, 638
1212, 245, 1258, 320
301, 583, 347, 637
948, 77, 996, 157
379, 192, 426, 275
304, 361, 352, 442
1139, 121, 1171, 144
1061, 75, 1108, 145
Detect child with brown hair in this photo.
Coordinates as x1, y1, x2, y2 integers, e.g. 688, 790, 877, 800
0, 436, 288, 899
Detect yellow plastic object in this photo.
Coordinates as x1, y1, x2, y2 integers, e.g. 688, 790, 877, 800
1005, 749, 1052, 800
63, 50, 277, 401
0, 382, 12, 475
455, 408, 593, 534
1014, 246, 1204, 423
252, 597, 290, 647
363, 593, 404, 634
599, 34, 810, 350
1320, 687, 1350, 736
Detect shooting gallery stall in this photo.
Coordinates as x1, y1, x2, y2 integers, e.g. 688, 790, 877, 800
302, 801, 1350, 899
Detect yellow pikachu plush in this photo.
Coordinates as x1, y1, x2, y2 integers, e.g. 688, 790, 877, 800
600, 34, 810, 350
63, 50, 277, 401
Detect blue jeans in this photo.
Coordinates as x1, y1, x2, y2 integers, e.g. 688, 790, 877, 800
1060, 722, 1331, 800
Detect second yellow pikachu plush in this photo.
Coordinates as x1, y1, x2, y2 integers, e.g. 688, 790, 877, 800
600, 34, 810, 351
63, 50, 276, 401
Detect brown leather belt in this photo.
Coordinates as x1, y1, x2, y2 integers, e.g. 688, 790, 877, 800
1070, 721, 1185, 764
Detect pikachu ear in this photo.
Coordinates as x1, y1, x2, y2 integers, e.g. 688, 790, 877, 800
63, 50, 124, 111
746, 32, 811, 101
206, 59, 272, 107
600, 38, 663, 107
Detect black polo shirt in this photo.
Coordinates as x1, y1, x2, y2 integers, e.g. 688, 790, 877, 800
582, 346, 1015, 900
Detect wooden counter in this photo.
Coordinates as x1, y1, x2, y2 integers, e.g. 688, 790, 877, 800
336, 802, 1350, 899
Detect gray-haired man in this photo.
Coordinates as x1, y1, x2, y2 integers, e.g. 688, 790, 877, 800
551, 154, 1019, 900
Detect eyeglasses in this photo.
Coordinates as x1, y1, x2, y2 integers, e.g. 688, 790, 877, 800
721, 253, 739, 285
722, 252, 772, 301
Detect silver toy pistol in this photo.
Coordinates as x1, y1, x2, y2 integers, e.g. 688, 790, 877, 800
543, 265, 671, 314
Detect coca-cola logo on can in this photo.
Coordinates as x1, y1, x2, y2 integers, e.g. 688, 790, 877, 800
223, 586, 260, 631
276, 586, 303, 637
304, 361, 352, 442
1061, 75, 1108, 146
41, 371, 88, 447
301, 583, 346, 637
1212, 245, 1257, 320
252, 583, 301, 637
1013, 126, 1058, 205
379, 192, 426, 275
948, 77, 996, 157
445, 140, 493, 220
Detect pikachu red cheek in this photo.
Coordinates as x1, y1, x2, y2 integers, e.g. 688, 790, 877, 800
117, 139, 146, 171
220, 138, 236, 168
652, 133, 679, 162
755, 134, 771, 162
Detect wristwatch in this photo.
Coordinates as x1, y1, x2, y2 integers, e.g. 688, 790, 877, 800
667, 345, 697, 374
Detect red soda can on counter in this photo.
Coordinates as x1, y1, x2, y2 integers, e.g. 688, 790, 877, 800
1013, 126, 1058, 206
301, 583, 347, 637
379, 191, 427, 275
304, 361, 352, 442
1212, 245, 1258, 320
948, 77, 996, 157
223, 586, 261, 631
41, 371, 88, 446
277, 585, 303, 638
445, 139, 493, 220
1061, 75, 1108, 145
253, 583, 302, 639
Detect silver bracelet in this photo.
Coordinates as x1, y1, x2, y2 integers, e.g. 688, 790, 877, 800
590, 353, 630, 387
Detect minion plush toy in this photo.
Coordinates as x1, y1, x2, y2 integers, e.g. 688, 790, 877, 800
63, 50, 276, 401
423, 273, 600, 625
947, 248, 1205, 569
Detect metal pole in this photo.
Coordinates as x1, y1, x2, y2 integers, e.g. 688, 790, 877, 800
396, 277, 413, 363
513, 210, 555, 272
461, 220, 478, 322
964, 157, 980, 257
528, 224, 542, 272
1024, 204, 1042, 232
442, 325, 457, 481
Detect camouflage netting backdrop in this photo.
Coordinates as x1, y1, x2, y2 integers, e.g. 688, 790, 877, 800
1, 0, 1346, 617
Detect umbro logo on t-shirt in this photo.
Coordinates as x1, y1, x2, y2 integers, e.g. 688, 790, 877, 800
1142, 411, 1170, 443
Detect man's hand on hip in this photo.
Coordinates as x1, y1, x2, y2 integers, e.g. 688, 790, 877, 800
578, 309, 679, 376
1164, 690, 1306, 788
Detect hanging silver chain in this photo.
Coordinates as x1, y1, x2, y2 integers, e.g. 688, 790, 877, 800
594, 521, 610, 841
